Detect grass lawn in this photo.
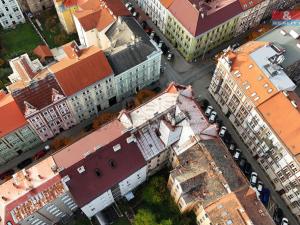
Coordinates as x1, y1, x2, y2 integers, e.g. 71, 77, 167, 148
35, 8, 78, 48
117, 170, 196, 225
0, 22, 43, 60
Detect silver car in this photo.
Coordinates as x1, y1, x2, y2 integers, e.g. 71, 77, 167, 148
209, 111, 217, 123
205, 105, 213, 116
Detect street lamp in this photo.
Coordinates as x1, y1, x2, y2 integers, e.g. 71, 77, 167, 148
202, 40, 213, 61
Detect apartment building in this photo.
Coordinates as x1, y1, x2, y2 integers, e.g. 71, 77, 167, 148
0, 91, 41, 165
137, 0, 173, 33
0, 0, 25, 29
0, 157, 78, 225
7, 54, 76, 142
168, 139, 275, 225
209, 41, 300, 220
257, 26, 300, 84
235, 0, 270, 36
164, 0, 243, 61
263, 0, 296, 19
53, 0, 79, 33
52, 119, 147, 218
48, 42, 115, 122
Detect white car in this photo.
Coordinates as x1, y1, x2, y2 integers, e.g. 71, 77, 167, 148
257, 181, 263, 192
219, 126, 227, 137
208, 111, 217, 123
205, 106, 213, 116
150, 31, 155, 39
250, 172, 258, 186
125, 2, 132, 8
158, 41, 163, 49
233, 149, 241, 161
281, 218, 288, 225
167, 52, 173, 61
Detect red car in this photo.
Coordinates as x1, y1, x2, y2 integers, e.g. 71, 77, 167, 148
34, 150, 47, 160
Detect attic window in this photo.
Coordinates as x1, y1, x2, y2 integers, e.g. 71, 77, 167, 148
95, 168, 101, 177
109, 159, 117, 168
77, 166, 85, 174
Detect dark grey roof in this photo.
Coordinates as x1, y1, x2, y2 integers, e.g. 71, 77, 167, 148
105, 17, 158, 75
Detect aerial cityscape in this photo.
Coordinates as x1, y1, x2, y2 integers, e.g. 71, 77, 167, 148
0, 0, 299, 225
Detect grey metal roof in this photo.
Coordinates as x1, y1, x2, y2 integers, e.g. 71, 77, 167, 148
256, 26, 300, 68
105, 17, 158, 75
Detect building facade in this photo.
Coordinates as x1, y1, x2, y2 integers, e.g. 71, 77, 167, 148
0, 0, 25, 29
263, 0, 296, 19
235, 0, 270, 36
17, 0, 53, 14
209, 41, 300, 220
53, 0, 79, 33
0, 157, 78, 225
137, 0, 171, 33
0, 92, 41, 165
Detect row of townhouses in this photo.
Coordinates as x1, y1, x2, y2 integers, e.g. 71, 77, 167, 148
209, 39, 300, 220
0, 83, 276, 225
137, 0, 296, 61
0, 10, 161, 164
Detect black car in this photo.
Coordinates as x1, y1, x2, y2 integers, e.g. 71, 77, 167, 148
244, 162, 252, 176
17, 158, 33, 169
273, 208, 284, 225
239, 158, 246, 170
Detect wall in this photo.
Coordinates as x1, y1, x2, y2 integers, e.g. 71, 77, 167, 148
119, 166, 147, 195
81, 190, 115, 218
0, 0, 25, 29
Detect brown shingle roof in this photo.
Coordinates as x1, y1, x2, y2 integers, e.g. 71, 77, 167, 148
50, 45, 113, 96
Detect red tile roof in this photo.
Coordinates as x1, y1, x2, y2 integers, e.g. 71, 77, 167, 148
238, 0, 264, 10
168, 0, 243, 36
50, 45, 113, 96
74, 0, 130, 32
56, 132, 146, 207
160, 0, 174, 8
0, 93, 27, 138
33, 45, 53, 60
62, 0, 78, 7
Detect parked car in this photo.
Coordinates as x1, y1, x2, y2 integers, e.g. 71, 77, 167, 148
127, 6, 134, 13
250, 172, 258, 186
218, 126, 227, 137
273, 208, 284, 225
34, 150, 47, 160
239, 158, 246, 169
0, 169, 14, 180
281, 218, 288, 225
158, 40, 164, 49
125, 2, 132, 8
17, 158, 33, 170
167, 52, 173, 61
150, 31, 155, 39
233, 149, 241, 161
44, 145, 51, 151
205, 105, 213, 116
244, 162, 252, 176
141, 21, 147, 29
257, 181, 263, 192
229, 143, 235, 152
132, 11, 139, 18
209, 111, 217, 123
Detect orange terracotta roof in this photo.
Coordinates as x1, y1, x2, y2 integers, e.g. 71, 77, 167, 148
160, 0, 174, 8
258, 92, 300, 158
33, 45, 53, 60
228, 41, 278, 106
74, 7, 115, 31
77, 0, 100, 10
49, 45, 113, 96
63, 0, 78, 7
0, 93, 27, 138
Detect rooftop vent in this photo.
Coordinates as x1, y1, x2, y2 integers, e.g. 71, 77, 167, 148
95, 168, 101, 177
1, 196, 8, 201
283, 91, 289, 97
249, 64, 253, 69
257, 75, 263, 81
113, 144, 121, 152
109, 159, 117, 168
62, 175, 70, 183
268, 88, 273, 93
254, 96, 260, 101
263, 83, 269, 88
251, 92, 257, 97
234, 70, 241, 77
77, 166, 85, 174
127, 135, 136, 143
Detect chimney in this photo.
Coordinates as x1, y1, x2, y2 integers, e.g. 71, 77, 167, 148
1, 196, 8, 201
12, 183, 19, 189
38, 174, 43, 179
63, 42, 81, 59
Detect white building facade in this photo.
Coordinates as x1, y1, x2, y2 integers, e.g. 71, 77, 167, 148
0, 0, 25, 29
137, 0, 170, 33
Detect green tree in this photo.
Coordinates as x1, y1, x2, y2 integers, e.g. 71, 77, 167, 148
159, 219, 173, 225
133, 209, 157, 225
143, 176, 166, 205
